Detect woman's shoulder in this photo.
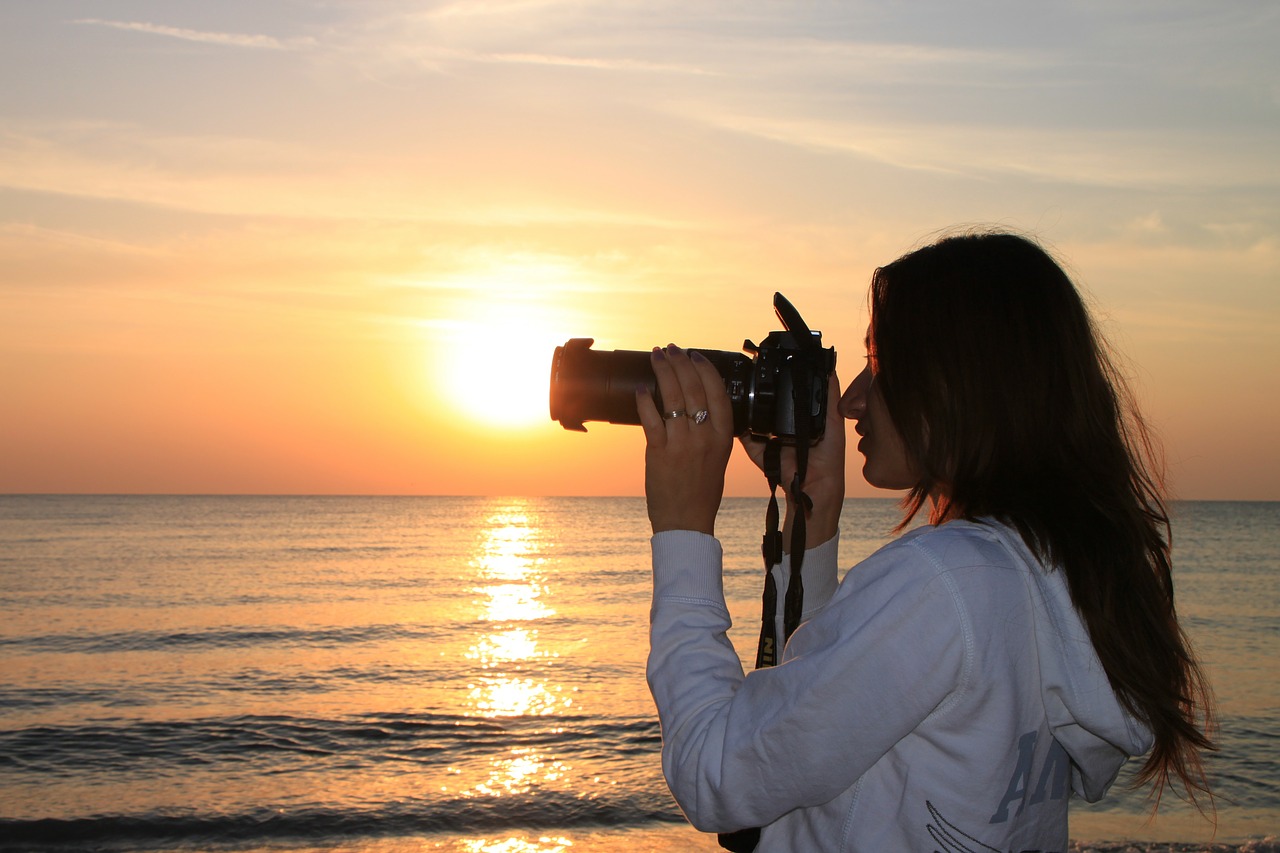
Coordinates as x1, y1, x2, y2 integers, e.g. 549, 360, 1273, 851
852, 518, 1035, 592
822, 521, 1021, 645
874, 518, 1020, 563
832, 519, 1045, 641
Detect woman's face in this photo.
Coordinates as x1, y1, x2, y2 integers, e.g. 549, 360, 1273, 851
838, 345, 919, 491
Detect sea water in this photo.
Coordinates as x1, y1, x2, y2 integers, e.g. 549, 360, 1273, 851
0, 496, 1275, 852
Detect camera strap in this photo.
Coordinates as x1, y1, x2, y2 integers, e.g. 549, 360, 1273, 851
719, 365, 817, 853
754, 440, 784, 668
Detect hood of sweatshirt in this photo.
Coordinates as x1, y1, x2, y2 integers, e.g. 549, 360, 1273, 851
987, 521, 1155, 802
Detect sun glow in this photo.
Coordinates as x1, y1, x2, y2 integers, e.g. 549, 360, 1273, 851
435, 268, 581, 430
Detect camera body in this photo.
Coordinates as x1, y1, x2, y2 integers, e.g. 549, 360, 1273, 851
549, 293, 836, 443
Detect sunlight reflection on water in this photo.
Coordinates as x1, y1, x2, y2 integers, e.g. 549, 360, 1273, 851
457, 501, 575, 814
467, 627, 541, 665
460, 837, 574, 853
466, 502, 566, 718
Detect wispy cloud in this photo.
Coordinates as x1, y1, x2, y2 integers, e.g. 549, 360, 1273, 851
675, 108, 1279, 192
74, 18, 315, 51
475, 51, 717, 76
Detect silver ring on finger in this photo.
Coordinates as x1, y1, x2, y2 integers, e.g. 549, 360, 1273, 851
663, 409, 686, 420
689, 409, 709, 424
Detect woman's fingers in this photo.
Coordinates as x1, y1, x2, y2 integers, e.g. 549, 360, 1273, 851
640, 345, 695, 445
662, 345, 709, 431
640, 344, 734, 536
636, 372, 665, 444
650, 345, 730, 436
688, 350, 733, 434
650, 346, 687, 425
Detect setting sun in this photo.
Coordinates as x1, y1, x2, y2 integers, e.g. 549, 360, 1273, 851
433, 264, 582, 430
444, 319, 563, 429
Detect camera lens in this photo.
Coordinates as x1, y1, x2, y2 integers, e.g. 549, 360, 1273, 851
549, 339, 754, 433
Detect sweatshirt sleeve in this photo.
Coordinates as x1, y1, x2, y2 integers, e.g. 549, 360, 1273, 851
647, 531, 967, 833
645, 532, 839, 703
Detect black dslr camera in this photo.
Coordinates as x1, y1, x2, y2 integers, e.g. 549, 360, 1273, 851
548, 293, 836, 443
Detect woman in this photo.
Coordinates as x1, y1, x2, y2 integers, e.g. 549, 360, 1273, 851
636, 231, 1214, 852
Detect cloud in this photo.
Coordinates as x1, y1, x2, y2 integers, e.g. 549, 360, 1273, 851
73, 18, 316, 51
673, 107, 1279, 192
471, 51, 717, 76
0, 118, 708, 234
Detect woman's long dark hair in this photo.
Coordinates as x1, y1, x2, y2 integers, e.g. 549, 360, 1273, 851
870, 230, 1214, 811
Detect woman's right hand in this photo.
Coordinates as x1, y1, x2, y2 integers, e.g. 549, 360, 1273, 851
739, 371, 846, 548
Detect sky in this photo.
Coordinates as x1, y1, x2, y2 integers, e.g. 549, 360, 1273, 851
1, 1, 1277, 499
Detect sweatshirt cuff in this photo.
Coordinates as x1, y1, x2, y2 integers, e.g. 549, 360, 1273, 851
793, 532, 839, 608
651, 529, 725, 604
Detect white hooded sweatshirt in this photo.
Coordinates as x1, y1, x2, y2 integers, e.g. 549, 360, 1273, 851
647, 519, 1152, 852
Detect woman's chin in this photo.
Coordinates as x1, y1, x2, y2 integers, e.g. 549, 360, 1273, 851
860, 462, 915, 492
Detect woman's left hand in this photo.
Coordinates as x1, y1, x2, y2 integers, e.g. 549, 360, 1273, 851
636, 345, 735, 536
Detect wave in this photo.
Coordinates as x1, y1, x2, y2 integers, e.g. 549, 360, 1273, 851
0, 665, 484, 712
1068, 844, 1277, 853
0, 711, 662, 776
2, 616, 584, 656
0, 623, 455, 654
0, 793, 688, 851
2, 812, 1274, 853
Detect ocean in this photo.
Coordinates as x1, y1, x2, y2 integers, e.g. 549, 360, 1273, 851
0, 495, 1275, 853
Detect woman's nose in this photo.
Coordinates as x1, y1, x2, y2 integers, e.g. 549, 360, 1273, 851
838, 364, 871, 420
